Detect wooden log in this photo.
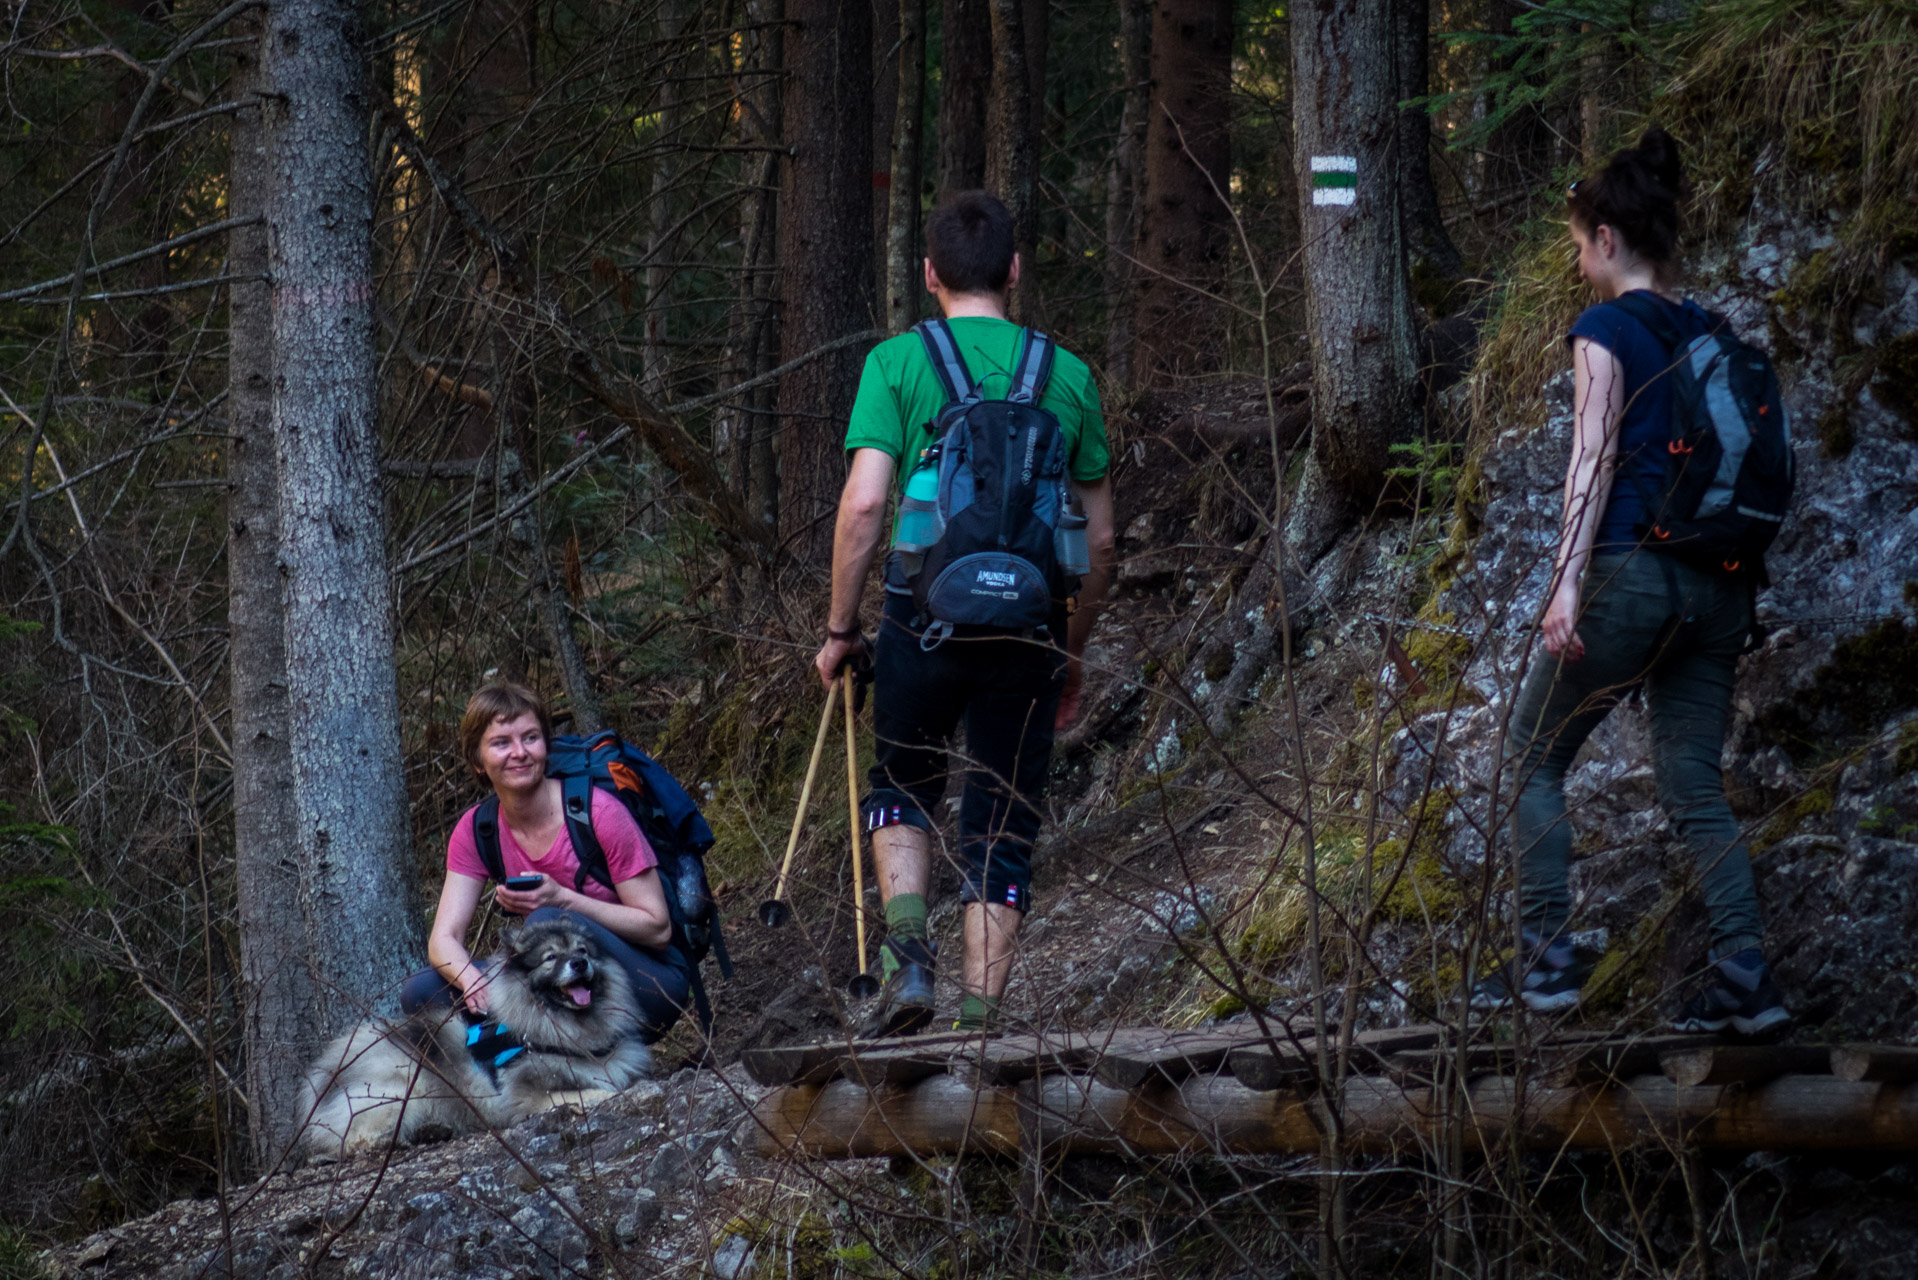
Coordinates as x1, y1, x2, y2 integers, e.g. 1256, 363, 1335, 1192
1658, 1045, 1832, 1088
1386, 1043, 1533, 1086
1538, 1034, 1718, 1088
1088, 1027, 1284, 1090
1831, 1045, 1918, 1084
753, 1070, 1918, 1159
740, 1029, 980, 1087
1226, 1025, 1447, 1091
751, 1072, 1023, 1158
964, 1031, 1105, 1084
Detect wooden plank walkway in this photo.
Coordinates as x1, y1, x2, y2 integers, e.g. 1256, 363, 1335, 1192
744, 1023, 1918, 1159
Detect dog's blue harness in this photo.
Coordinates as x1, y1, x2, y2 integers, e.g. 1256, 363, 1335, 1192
465, 1020, 526, 1086
463, 1017, 627, 1087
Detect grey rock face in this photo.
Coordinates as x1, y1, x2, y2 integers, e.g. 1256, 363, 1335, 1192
45, 1068, 765, 1280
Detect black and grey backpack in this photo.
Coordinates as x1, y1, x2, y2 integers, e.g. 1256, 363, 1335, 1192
1610, 292, 1793, 581
891, 319, 1086, 647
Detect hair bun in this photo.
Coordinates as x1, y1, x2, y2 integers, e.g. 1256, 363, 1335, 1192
1631, 128, 1683, 195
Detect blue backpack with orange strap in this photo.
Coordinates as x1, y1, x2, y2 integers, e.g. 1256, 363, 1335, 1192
471, 731, 732, 1029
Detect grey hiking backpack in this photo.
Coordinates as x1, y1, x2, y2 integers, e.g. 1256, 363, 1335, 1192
1610, 292, 1793, 582
891, 320, 1087, 647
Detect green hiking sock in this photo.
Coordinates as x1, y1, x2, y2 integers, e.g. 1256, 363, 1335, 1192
955, 994, 1000, 1032
878, 894, 929, 982
884, 893, 930, 941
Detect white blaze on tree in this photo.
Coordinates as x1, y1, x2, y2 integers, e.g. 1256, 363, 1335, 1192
259, 0, 423, 1140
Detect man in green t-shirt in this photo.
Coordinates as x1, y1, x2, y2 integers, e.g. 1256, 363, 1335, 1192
812, 192, 1116, 1037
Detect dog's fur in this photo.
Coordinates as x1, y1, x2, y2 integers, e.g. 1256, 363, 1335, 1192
296, 917, 652, 1163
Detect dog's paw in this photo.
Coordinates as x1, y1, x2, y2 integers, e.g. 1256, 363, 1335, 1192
544, 1088, 613, 1110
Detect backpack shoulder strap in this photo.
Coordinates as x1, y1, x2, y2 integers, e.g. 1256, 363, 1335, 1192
472, 798, 507, 884
1007, 329, 1056, 406
559, 775, 618, 896
915, 319, 976, 405
1608, 291, 1687, 354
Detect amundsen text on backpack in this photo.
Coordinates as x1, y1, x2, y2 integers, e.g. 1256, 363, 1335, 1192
891, 319, 1090, 647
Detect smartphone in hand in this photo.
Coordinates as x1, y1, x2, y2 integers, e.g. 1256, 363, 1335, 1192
503, 874, 545, 891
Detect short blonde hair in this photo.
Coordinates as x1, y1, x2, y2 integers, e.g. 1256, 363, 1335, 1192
458, 681, 554, 777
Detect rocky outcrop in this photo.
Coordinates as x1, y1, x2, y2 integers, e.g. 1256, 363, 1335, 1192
45, 1068, 766, 1280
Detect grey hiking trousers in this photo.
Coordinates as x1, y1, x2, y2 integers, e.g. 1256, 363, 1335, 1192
1506, 550, 1764, 956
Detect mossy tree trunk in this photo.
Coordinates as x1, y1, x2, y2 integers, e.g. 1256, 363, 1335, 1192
1290, 0, 1418, 545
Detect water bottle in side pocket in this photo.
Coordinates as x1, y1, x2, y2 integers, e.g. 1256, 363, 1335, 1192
1055, 502, 1090, 580
894, 455, 944, 577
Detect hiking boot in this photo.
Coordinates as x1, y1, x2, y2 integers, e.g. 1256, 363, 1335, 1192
1468, 930, 1591, 1014
1672, 948, 1791, 1036
857, 937, 936, 1039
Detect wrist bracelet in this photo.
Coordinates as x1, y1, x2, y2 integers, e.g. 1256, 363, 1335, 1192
827, 625, 863, 642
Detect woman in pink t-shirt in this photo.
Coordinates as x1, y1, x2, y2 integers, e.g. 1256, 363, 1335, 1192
399, 682, 691, 1037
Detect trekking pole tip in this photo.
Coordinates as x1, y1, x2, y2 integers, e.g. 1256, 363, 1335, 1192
758, 899, 792, 928
847, 972, 880, 999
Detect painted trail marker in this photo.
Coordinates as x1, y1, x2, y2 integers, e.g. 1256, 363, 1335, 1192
1311, 155, 1357, 206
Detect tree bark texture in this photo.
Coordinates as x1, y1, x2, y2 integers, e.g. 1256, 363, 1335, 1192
938, 0, 991, 197
777, 0, 875, 549
645, 0, 685, 395
226, 20, 303, 1167
1103, 0, 1151, 385
727, 0, 784, 530
983, 0, 1039, 324
1290, 0, 1418, 510
873, 0, 899, 320
1134, 0, 1232, 382
886, 0, 928, 335
261, 0, 424, 1096
1394, 0, 1462, 282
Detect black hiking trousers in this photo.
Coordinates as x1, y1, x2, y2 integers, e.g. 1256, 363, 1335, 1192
863, 589, 1067, 912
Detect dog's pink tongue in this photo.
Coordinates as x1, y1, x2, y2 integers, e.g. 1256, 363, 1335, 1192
565, 985, 593, 1008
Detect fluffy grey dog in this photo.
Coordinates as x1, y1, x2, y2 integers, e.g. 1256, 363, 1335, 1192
296, 917, 652, 1163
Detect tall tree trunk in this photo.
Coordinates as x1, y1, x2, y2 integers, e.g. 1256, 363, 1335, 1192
938, 0, 991, 197
645, 0, 686, 396
873, 0, 899, 319
1395, 0, 1462, 283
227, 19, 302, 1167
727, 0, 784, 531
1289, 0, 1418, 547
885, 0, 927, 335
1133, 0, 1232, 383
983, 0, 1038, 323
1103, 0, 1150, 385
777, 0, 875, 550
261, 0, 423, 1120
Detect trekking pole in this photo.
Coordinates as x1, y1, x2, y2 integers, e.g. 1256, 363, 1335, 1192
843, 672, 880, 998
759, 678, 839, 928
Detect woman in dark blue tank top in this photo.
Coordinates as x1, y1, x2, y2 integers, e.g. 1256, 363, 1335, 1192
1470, 130, 1788, 1036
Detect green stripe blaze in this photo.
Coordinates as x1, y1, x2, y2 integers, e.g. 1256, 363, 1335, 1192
1313, 171, 1357, 188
